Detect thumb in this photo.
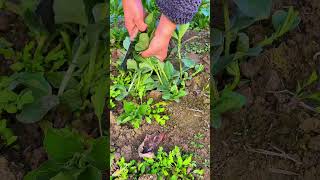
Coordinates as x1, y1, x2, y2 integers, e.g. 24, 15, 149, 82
141, 47, 155, 58
134, 17, 148, 32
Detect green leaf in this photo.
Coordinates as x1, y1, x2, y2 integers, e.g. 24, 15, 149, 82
78, 166, 102, 180
182, 155, 192, 166
46, 72, 78, 90
272, 9, 300, 32
87, 136, 108, 170
177, 23, 189, 40
91, 78, 108, 121
92, 3, 107, 22
51, 172, 75, 180
182, 58, 196, 68
214, 90, 246, 114
236, 33, 249, 53
212, 28, 224, 46
16, 95, 59, 123
44, 128, 84, 163
11, 72, 52, 99
233, 0, 272, 20
60, 89, 82, 111
135, 33, 150, 51
17, 90, 34, 109
53, 0, 88, 25
10, 62, 24, 72
24, 160, 62, 180
127, 59, 138, 70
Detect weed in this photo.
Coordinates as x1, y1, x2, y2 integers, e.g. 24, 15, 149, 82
117, 99, 169, 128
111, 146, 204, 179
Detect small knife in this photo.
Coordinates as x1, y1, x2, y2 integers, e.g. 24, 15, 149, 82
120, 40, 135, 71
120, 29, 148, 71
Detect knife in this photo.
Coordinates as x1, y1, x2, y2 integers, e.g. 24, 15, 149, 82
120, 40, 135, 71
120, 29, 148, 71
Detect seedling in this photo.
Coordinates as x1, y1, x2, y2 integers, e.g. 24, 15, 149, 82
0, 119, 17, 147
117, 99, 169, 128
111, 146, 204, 179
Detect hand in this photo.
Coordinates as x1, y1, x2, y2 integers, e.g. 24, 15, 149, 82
122, 0, 147, 41
141, 14, 176, 61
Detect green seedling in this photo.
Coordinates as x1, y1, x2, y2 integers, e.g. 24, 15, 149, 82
117, 99, 169, 128
111, 146, 204, 179
172, 23, 190, 78
25, 128, 107, 180
185, 42, 210, 54
0, 119, 17, 147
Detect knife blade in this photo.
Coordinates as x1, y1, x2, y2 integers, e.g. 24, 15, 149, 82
120, 29, 148, 71
120, 40, 135, 71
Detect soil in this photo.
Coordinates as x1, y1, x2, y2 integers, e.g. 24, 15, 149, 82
110, 30, 211, 178
213, 0, 320, 179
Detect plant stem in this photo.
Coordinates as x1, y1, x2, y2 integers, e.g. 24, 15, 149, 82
58, 39, 87, 96
178, 39, 183, 79
223, 0, 231, 56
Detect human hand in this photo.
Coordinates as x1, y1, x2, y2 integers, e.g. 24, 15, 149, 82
141, 14, 176, 61
122, 0, 147, 41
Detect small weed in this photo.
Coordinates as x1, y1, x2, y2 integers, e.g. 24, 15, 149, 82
111, 146, 204, 179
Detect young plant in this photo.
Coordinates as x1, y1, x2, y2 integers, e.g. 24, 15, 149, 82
25, 128, 107, 180
111, 146, 204, 179
0, 119, 17, 147
117, 99, 169, 128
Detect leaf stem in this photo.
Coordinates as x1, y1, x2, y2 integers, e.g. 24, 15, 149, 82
223, 0, 231, 56
58, 39, 87, 96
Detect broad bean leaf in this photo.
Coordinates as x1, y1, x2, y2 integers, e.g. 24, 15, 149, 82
24, 160, 62, 180
11, 72, 52, 99
127, 59, 138, 70
53, 0, 88, 26
44, 128, 84, 163
91, 77, 108, 121
272, 9, 300, 32
92, 3, 107, 22
87, 137, 108, 170
233, 0, 272, 20
177, 23, 190, 40
60, 89, 82, 111
135, 33, 149, 51
16, 95, 59, 123
78, 166, 102, 180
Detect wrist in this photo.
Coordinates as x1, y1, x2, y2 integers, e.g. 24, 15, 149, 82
155, 14, 176, 39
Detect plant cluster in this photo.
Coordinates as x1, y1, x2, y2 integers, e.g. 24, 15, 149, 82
212, 0, 300, 128
111, 146, 204, 179
25, 127, 107, 180
0, 0, 108, 179
117, 99, 169, 128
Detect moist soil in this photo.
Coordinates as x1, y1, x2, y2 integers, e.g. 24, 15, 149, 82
110, 31, 211, 178
0, 10, 100, 179
213, 0, 320, 179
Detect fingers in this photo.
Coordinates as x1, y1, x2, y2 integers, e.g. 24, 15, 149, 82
130, 27, 139, 41
134, 17, 147, 32
141, 48, 167, 61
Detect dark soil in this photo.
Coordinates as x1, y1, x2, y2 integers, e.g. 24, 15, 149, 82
110, 31, 211, 178
213, 0, 320, 179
